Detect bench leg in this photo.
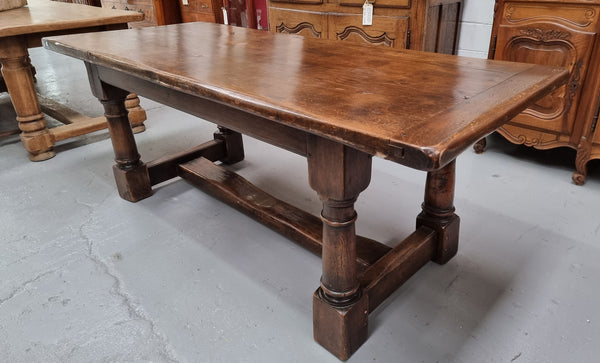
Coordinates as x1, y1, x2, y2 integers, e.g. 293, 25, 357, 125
416, 160, 460, 265
307, 136, 371, 361
0, 37, 55, 161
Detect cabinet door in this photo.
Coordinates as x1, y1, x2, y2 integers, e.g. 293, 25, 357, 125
329, 14, 409, 49
423, 1, 461, 54
492, 3, 598, 147
269, 8, 327, 39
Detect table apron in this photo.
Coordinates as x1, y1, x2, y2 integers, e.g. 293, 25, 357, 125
92, 63, 314, 157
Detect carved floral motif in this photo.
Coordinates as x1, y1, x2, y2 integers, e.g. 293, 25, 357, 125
565, 59, 583, 117
519, 28, 571, 41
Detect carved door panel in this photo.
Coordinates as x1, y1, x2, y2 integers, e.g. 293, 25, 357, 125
492, 4, 598, 147
328, 14, 409, 49
269, 8, 327, 39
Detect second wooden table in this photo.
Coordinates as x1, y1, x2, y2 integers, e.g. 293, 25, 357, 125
0, 0, 146, 160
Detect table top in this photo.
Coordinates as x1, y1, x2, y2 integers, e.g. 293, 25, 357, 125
43, 22, 568, 170
0, 0, 143, 38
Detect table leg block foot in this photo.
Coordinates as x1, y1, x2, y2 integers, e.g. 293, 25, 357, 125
131, 124, 146, 134
28, 149, 56, 161
313, 288, 368, 361
417, 213, 460, 265
112, 164, 152, 202
214, 127, 244, 164
20, 132, 55, 161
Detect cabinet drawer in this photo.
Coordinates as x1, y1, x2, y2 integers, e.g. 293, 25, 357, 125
339, 0, 410, 9
501, 1, 600, 31
179, 0, 218, 24
179, 0, 214, 13
270, 0, 323, 5
329, 14, 409, 49
181, 11, 216, 22
506, 0, 600, 4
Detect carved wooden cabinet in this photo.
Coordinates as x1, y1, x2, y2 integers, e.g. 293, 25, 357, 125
178, 0, 222, 23
100, 0, 181, 27
267, 0, 462, 53
483, 0, 600, 185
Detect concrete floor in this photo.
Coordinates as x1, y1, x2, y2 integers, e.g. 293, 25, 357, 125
1, 47, 599, 363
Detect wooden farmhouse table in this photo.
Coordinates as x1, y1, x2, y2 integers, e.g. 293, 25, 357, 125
0, 0, 145, 161
43, 23, 568, 360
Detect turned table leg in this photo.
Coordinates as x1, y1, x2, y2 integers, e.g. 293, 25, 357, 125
307, 136, 372, 361
86, 63, 152, 202
125, 93, 147, 133
0, 37, 55, 161
416, 160, 460, 265
101, 91, 152, 202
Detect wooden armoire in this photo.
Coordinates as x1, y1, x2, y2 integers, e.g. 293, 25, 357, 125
478, 0, 600, 185
267, 0, 462, 53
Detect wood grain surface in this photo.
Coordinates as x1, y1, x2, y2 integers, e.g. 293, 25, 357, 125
44, 22, 568, 170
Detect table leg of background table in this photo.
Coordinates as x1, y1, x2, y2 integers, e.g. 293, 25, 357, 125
125, 93, 147, 133
0, 37, 55, 161
307, 136, 372, 361
416, 159, 460, 265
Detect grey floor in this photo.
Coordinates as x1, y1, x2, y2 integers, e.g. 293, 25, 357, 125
1, 47, 599, 363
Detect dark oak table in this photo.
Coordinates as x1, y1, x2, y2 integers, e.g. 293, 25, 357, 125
0, 0, 145, 160
44, 23, 568, 360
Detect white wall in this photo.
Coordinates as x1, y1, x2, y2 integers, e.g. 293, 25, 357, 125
456, 0, 496, 58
